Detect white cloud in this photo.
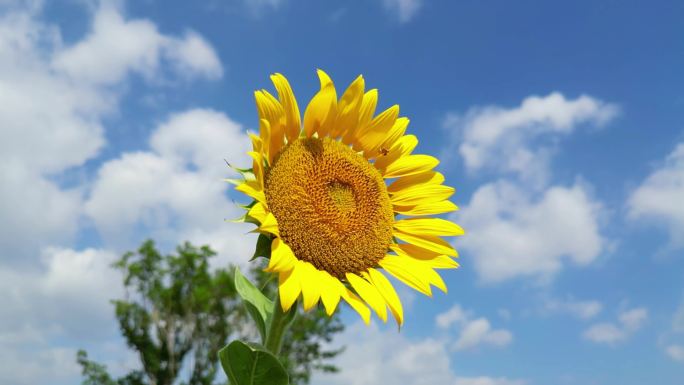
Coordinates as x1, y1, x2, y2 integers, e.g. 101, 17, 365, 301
0, 3, 226, 384
0, 247, 121, 340
544, 297, 603, 320
454, 377, 526, 385
0, 2, 223, 262
628, 143, 684, 248
312, 322, 524, 385
0, 247, 123, 385
583, 307, 648, 345
382, 0, 423, 23
444, 92, 618, 186
666, 345, 684, 362
53, 4, 222, 85
673, 300, 684, 333
436, 305, 513, 352
455, 181, 604, 283
85, 108, 254, 265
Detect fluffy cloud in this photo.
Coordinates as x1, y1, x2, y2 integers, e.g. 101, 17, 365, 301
312, 322, 523, 385
543, 297, 603, 320
628, 143, 684, 248
455, 181, 604, 283
0, 2, 222, 262
382, 0, 423, 23
666, 345, 684, 363
454, 378, 526, 385
0, 2, 227, 384
444, 92, 618, 186
436, 305, 513, 351
663, 301, 684, 363
0, 247, 122, 385
583, 307, 648, 345
446, 92, 614, 284
53, 5, 222, 85
85, 108, 254, 266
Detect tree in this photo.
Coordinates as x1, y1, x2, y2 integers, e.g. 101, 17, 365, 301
78, 240, 343, 385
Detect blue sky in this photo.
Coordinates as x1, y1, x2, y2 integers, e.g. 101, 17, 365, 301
1, 0, 683, 384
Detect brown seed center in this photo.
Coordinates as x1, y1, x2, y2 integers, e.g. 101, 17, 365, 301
264, 137, 394, 278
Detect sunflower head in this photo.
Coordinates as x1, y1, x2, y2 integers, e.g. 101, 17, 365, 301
232, 70, 463, 326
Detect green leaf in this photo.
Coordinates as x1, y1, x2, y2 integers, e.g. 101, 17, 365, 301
219, 340, 289, 385
250, 234, 272, 261
234, 267, 274, 342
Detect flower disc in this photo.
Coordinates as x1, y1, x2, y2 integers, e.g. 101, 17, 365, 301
265, 137, 394, 278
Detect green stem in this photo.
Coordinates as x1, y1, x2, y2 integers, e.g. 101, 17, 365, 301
263, 292, 296, 355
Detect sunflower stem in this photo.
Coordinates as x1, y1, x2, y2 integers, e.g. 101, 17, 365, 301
264, 292, 296, 355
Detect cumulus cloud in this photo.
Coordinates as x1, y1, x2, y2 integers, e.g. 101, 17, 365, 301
382, 0, 423, 23
444, 92, 618, 186
543, 297, 603, 320
445, 92, 615, 284
455, 181, 604, 283
53, 4, 222, 84
0, 2, 228, 384
662, 300, 684, 363
85, 109, 254, 266
312, 322, 523, 385
0, 247, 122, 385
628, 143, 684, 249
454, 377, 526, 385
0, 2, 222, 262
583, 307, 648, 345
436, 305, 513, 351
666, 345, 684, 362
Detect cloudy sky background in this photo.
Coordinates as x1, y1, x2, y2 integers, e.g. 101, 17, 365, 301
1, 0, 683, 384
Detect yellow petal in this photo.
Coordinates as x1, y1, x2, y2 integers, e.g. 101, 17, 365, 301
254, 90, 285, 164
393, 232, 458, 256
319, 270, 342, 316
341, 288, 371, 324
356, 105, 399, 156
368, 268, 404, 326
303, 71, 337, 138
271, 73, 301, 142
247, 151, 264, 188
374, 134, 418, 171
355, 89, 378, 136
378, 255, 432, 296
378, 117, 409, 153
278, 263, 302, 311
392, 242, 456, 260
387, 171, 445, 193
390, 184, 455, 206
300, 262, 322, 311
420, 255, 460, 269
394, 218, 465, 237
383, 155, 439, 178
257, 212, 280, 236
334, 75, 365, 140
235, 180, 266, 203
382, 254, 447, 294
247, 202, 269, 223
393, 200, 459, 216
265, 237, 297, 273
257, 118, 271, 161
346, 273, 388, 322
248, 133, 262, 153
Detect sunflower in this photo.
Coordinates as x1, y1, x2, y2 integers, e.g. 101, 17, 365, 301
232, 70, 463, 326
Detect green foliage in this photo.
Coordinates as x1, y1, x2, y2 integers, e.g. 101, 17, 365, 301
218, 341, 288, 385
234, 267, 273, 342
250, 263, 345, 385
76, 350, 145, 385
77, 239, 344, 385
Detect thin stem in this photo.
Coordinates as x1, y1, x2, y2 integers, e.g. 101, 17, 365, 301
263, 293, 296, 355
